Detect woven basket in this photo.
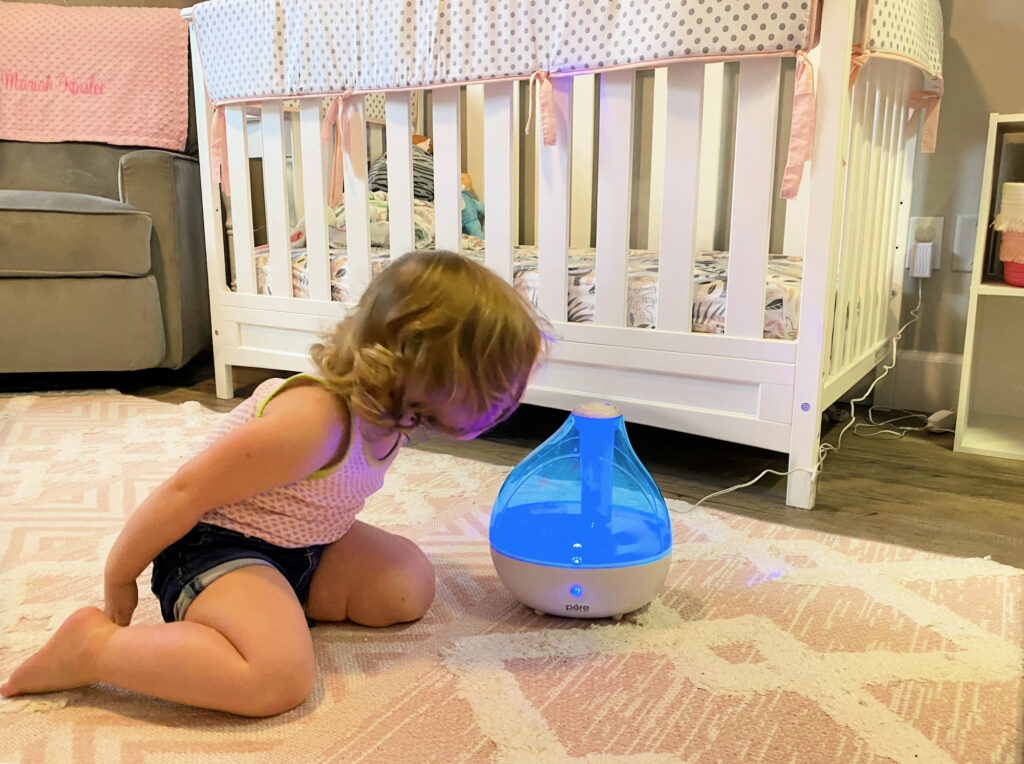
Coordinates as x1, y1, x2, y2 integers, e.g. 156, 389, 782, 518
1000, 231, 1024, 286
1005, 261, 1024, 287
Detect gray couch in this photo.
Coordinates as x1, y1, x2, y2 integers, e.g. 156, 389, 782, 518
0, 0, 210, 373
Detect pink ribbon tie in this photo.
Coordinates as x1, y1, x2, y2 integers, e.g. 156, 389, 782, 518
780, 51, 817, 200
526, 71, 558, 146
849, 44, 871, 89
322, 92, 353, 208
908, 90, 941, 154
210, 107, 229, 195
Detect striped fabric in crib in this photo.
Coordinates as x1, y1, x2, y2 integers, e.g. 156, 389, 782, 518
367, 146, 435, 201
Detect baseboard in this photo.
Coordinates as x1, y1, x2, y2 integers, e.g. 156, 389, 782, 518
872, 350, 962, 414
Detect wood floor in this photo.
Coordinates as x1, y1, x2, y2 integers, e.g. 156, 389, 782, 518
6, 352, 1024, 568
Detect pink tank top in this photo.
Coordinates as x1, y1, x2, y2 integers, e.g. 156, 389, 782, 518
200, 376, 401, 547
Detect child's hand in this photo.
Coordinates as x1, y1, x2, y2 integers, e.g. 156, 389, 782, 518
104, 579, 139, 626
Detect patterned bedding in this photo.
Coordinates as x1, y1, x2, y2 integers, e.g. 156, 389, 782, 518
249, 244, 803, 341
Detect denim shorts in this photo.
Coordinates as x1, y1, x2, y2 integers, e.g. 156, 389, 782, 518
150, 522, 325, 623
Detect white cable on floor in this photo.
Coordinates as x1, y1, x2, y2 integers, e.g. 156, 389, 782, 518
681, 467, 796, 512
676, 280, 925, 515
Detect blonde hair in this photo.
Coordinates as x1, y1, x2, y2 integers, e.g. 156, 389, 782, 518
311, 251, 548, 435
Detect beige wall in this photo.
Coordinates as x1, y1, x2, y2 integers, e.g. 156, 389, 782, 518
901, 0, 1024, 354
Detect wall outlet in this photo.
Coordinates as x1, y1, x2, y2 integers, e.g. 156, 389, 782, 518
906, 217, 943, 271
952, 215, 978, 272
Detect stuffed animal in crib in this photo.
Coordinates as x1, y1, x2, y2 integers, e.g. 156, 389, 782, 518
461, 191, 485, 239
460, 174, 485, 239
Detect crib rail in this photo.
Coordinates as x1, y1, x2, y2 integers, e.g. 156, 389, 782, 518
212, 59, 810, 338
824, 58, 916, 400
197, 56, 915, 353
198, 54, 915, 391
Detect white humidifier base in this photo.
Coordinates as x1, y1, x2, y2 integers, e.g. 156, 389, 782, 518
491, 549, 671, 619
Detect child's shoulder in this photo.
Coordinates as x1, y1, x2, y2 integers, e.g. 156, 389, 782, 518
255, 376, 351, 470
257, 375, 346, 422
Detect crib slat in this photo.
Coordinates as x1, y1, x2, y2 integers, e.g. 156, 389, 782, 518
432, 86, 463, 253
726, 59, 781, 338
879, 64, 910, 342
656, 63, 704, 333
537, 76, 573, 323
854, 68, 892, 360
224, 104, 256, 294
260, 101, 293, 298
385, 95, 416, 257
874, 79, 901, 349
570, 74, 596, 249
595, 71, 635, 327
298, 98, 331, 302
834, 66, 875, 371
869, 75, 900, 346
342, 95, 372, 302
853, 73, 884, 361
854, 67, 885, 364
484, 81, 515, 282
885, 68, 915, 340
861, 65, 899, 353
831, 70, 864, 373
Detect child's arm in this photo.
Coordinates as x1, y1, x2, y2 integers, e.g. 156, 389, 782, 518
103, 384, 348, 625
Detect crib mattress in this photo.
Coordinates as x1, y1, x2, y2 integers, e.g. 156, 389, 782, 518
249, 246, 802, 340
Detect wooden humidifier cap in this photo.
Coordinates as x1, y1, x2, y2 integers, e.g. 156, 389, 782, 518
572, 402, 622, 419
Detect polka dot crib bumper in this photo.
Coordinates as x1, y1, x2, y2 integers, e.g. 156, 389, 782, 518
861, 0, 943, 90
190, 0, 822, 104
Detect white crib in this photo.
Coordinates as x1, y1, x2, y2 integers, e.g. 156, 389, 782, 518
183, 0, 944, 508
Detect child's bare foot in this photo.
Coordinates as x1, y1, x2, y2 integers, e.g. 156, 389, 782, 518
1, 607, 118, 697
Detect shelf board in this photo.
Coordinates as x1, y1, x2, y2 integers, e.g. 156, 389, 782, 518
995, 113, 1024, 126
976, 282, 1024, 297
956, 413, 1024, 461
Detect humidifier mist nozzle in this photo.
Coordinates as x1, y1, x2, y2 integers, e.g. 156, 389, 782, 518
573, 403, 617, 524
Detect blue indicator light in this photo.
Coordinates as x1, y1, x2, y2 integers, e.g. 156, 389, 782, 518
569, 585, 583, 598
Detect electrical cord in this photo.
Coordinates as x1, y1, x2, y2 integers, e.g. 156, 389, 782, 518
851, 409, 928, 438
676, 280, 926, 514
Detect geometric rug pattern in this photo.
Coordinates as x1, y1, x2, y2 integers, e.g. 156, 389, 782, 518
1, 392, 1022, 763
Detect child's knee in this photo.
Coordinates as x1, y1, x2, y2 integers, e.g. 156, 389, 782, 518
381, 540, 435, 623
243, 662, 315, 717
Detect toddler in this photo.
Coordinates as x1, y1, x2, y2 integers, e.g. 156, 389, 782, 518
1, 250, 546, 717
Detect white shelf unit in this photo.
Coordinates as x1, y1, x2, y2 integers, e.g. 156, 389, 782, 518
955, 113, 1024, 460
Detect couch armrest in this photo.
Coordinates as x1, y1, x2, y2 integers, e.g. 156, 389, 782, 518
119, 149, 211, 369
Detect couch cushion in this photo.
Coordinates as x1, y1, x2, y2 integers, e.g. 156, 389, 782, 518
0, 275, 166, 372
0, 189, 152, 276
0, 141, 126, 199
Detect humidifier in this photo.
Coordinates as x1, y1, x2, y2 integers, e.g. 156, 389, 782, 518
489, 403, 672, 619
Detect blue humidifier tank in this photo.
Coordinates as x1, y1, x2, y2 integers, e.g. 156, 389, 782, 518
489, 403, 672, 619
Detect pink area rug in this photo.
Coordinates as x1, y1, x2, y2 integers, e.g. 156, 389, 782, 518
1, 392, 1022, 763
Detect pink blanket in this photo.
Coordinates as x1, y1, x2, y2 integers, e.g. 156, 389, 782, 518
0, 4, 188, 151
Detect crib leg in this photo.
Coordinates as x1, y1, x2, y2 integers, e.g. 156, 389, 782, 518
785, 456, 817, 509
214, 360, 235, 400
